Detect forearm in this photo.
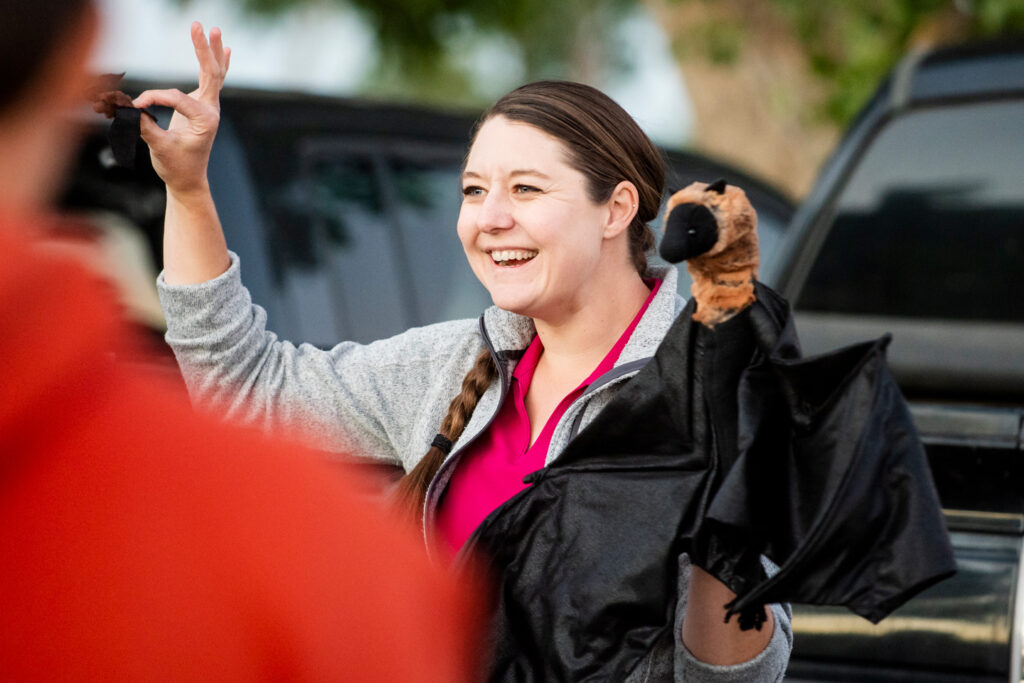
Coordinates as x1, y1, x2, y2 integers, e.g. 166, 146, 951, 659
682, 565, 774, 665
162, 184, 231, 285
135, 23, 232, 286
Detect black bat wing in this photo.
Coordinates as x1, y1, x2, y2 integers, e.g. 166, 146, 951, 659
705, 284, 956, 626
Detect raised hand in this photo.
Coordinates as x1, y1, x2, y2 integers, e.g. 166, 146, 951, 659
134, 22, 231, 197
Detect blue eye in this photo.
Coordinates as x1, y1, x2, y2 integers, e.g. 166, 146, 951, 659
514, 185, 540, 194
462, 186, 484, 197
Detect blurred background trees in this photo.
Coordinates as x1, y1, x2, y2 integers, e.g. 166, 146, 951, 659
174, 0, 1024, 196
649, 0, 1024, 195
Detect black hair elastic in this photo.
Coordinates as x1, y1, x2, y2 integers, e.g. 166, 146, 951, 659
431, 434, 453, 455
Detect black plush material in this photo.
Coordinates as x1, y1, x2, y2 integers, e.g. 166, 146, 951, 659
464, 282, 955, 682
107, 106, 156, 169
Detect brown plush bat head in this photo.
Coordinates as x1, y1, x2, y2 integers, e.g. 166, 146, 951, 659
660, 179, 759, 327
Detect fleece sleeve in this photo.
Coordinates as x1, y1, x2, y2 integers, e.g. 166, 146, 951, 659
674, 556, 792, 682
157, 251, 479, 468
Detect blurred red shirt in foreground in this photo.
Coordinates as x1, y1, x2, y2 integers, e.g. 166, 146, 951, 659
0, 214, 483, 682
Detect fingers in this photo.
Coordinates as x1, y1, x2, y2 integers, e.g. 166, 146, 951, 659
133, 88, 205, 119
208, 26, 226, 70
191, 22, 229, 105
191, 21, 213, 72
131, 23, 227, 151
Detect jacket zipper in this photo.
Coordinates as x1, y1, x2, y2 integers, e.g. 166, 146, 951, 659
563, 357, 652, 444
454, 357, 654, 567
423, 320, 654, 554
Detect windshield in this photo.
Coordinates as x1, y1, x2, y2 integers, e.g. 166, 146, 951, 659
797, 99, 1024, 323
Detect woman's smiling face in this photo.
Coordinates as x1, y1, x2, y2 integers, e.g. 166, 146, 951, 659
458, 115, 615, 324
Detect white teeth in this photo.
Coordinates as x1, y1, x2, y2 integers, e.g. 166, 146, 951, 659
490, 249, 538, 264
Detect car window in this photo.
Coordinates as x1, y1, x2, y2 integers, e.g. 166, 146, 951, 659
243, 149, 412, 346
387, 157, 491, 324
753, 210, 790, 281
797, 99, 1024, 322
242, 145, 490, 346
295, 155, 412, 345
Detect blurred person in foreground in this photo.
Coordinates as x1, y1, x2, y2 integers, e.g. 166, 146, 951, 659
0, 1, 482, 680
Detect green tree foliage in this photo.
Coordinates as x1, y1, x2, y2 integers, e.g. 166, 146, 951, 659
362, 0, 634, 105
184, 0, 1024, 119
671, 0, 1024, 124
232, 0, 628, 70
182, 0, 634, 106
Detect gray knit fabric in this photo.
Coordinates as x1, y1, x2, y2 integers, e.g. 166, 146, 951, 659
157, 252, 791, 681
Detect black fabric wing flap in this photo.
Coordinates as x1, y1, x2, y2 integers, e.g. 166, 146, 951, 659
108, 107, 143, 169
708, 319, 956, 625
465, 279, 957, 680
107, 106, 156, 169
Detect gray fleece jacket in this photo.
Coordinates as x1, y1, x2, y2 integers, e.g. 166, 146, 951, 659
157, 252, 792, 682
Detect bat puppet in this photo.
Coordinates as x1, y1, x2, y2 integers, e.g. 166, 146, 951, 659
463, 179, 956, 681
88, 73, 158, 169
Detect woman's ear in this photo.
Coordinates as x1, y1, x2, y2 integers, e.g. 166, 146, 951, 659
603, 180, 640, 240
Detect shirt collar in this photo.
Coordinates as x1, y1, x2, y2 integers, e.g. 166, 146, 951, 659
481, 263, 684, 365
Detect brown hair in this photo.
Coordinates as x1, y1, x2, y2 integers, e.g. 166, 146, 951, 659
487, 81, 665, 274
394, 81, 665, 521
392, 348, 498, 520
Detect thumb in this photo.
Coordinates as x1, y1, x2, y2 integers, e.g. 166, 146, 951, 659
138, 109, 166, 147
133, 88, 207, 120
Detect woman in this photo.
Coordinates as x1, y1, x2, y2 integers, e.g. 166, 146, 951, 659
139, 23, 792, 681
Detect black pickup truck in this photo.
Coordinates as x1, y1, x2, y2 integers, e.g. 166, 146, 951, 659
765, 40, 1024, 682
60, 84, 793, 350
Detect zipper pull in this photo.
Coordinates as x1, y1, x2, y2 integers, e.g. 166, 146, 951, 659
522, 468, 547, 485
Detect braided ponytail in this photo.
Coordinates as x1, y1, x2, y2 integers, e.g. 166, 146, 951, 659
394, 348, 498, 523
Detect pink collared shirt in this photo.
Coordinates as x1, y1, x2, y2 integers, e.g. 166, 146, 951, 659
436, 279, 663, 556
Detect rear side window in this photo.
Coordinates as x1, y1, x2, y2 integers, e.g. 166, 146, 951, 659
797, 100, 1024, 322
388, 157, 490, 326
299, 155, 413, 345
245, 145, 491, 347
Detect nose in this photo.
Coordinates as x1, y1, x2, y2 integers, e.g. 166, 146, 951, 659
478, 188, 515, 233
660, 202, 719, 263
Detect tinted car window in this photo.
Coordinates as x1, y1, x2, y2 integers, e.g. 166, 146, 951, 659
302, 155, 412, 345
235, 139, 493, 346
388, 157, 490, 326
797, 100, 1024, 322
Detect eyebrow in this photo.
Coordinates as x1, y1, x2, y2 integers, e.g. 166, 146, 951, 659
461, 169, 553, 181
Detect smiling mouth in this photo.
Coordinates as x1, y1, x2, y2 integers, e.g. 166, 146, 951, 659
489, 249, 538, 267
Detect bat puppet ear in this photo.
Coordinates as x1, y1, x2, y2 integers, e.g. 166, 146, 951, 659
706, 178, 728, 194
